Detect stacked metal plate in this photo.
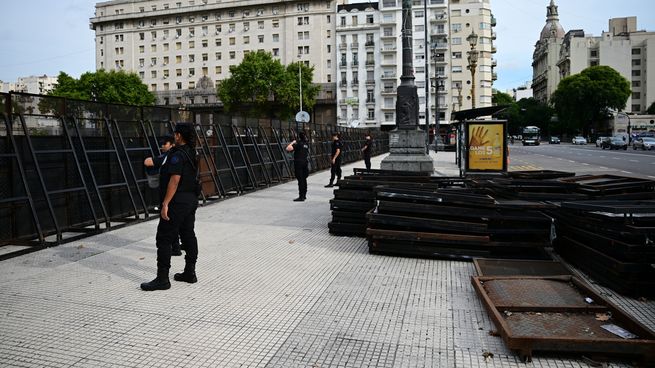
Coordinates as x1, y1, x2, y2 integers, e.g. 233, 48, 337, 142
367, 187, 552, 260
553, 200, 655, 296
327, 170, 468, 236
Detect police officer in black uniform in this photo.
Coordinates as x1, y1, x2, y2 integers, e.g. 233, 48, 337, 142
286, 131, 310, 201
141, 123, 199, 291
324, 132, 342, 188
144, 135, 183, 256
361, 132, 372, 171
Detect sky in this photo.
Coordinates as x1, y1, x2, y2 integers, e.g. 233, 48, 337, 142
1, 0, 654, 91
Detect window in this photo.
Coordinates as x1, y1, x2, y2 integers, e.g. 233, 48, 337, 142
139, 58, 144, 67
201, 26, 208, 36
258, 21, 264, 29
632, 59, 641, 66
452, 52, 462, 59
327, 44, 331, 52
340, 16, 346, 26
163, 56, 169, 65
273, 34, 279, 42
189, 81, 195, 89
202, 53, 208, 61
163, 30, 169, 39
176, 28, 182, 38
272, 20, 279, 28
452, 37, 461, 45
139, 45, 145, 53
189, 41, 195, 48
414, 11, 423, 18
368, 109, 375, 119
272, 48, 279, 56
590, 50, 598, 58
229, 51, 235, 59
176, 55, 182, 64
367, 90, 374, 102
164, 43, 169, 51
189, 68, 195, 76
451, 23, 461, 32
176, 69, 182, 76
244, 35, 250, 44
176, 42, 182, 50
258, 35, 264, 43
415, 24, 424, 32
229, 37, 235, 45
176, 16, 182, 24
139, 71, 144, 79
452, 66, 462, 73
228, 23, 235, 32
215, 38, 222, 46
215, 66, 222, 74
632, 104, 641, 112
189, 27, 195, 37
352, 16, 358, 26
632, 70, 641, 76
139, 33, 145, 41
479, 22, 490, 29
632, 80, 641, 87
367, 14, 374, 24
298, 16, 309, 25
327, 15, 331, 23
297, 3, 309, 11
632, 92, 641, 99
151, 71, 157, 78
150, 84, 157, 91
163, 70, 170, 78
151, 44, 157, 52
632, 48, 641, 55
243, 22, 249, 31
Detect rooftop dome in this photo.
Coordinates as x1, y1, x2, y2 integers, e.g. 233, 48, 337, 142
540, 0, 565, 40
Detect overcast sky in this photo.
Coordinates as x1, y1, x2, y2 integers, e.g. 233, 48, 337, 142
1, 0, 654, 92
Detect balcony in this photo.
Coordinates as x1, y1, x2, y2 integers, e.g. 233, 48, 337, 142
380, 59, 397, 66
351, 61, 359, 67
339, 80, 347, 88
365, 41, 375, 48
381, 73, 397, 80
491, 31, 497, 40
381, 46, 397, 53
339, 62, 347, 69
492, 72, 497, 81
365, 60, 375, 68
432, 42, 448, 50
431, 56, 446, 63
491, 46, 497, 53
491, 16, 496, 27
431, 13, 447, 23
351, 79, 359, 87
351, 42, 359, 49
381, 88, 396, 95
491, 59, 497, 67
366, 98, 375, 104
339, 43, 347, 50
381, 31, 395, 39
431, 28, 447, 36
365, 79, 375, 85
380, 17, 396, 25
381, 105, 395, 111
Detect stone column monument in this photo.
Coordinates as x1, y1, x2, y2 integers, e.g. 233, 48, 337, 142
380, 0, 434, 173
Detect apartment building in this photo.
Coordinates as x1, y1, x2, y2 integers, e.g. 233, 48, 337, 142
336, 0, 496, 129
90, 0, 337, 107
557, 17, 655, 114
0, 75, 58, 94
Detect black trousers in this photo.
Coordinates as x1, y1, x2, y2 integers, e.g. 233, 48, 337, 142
364, 155, 371, 170
295, 162, 309, 198
156, 192, 198, 274
329, 159, 342, 184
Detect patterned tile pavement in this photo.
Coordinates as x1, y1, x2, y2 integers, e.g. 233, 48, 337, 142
0, 152, 652, 367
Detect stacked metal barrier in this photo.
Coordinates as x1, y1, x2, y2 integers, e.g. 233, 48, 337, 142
0, 92, 389, 259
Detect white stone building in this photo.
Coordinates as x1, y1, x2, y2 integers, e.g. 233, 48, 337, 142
336, 0, 496, 129
531, 0, 565, 104
557, 17, 655, 114
0, 75, 58, 94
90, 0, 337, 108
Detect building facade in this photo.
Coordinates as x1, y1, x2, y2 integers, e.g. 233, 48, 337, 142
90, 0, 495, 127
335, 0, 496, 128
90, 0, 337, 109
0, 75, 58, 94
531, 0, 565, 104
557, 17, 655, 114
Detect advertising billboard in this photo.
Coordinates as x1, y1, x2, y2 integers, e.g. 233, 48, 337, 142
466, 121, 507, 172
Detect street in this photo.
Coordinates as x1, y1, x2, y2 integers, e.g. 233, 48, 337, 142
508, 142, 655, 179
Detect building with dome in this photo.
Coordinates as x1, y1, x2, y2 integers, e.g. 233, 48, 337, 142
531, 0, 565, 104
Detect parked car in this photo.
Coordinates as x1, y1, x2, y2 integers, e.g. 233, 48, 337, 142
572, 136, 587, 145
595, 136, 609, 147
602, 136, 627, 150
549, 136, 560, 144
633, 137, 655, 150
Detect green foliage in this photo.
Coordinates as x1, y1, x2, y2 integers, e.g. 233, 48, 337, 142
49, 70, 155, 105
647, 101, 655, 115
551, 65, 630, 134
492, 90, 514, 106
217, 51, 319, 120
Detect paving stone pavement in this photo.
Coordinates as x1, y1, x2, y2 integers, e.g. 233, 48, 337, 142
0, 153, 651, 368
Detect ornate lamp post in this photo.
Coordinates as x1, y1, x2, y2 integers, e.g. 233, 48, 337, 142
466, 31, 479, 109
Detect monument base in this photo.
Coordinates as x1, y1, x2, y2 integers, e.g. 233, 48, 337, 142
380, 129, 434, 173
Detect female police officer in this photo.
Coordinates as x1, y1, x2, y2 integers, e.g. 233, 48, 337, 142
141, 123, 200, 291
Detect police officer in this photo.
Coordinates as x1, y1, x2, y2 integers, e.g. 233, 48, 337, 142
141, 123, 199, 291
144, 135, 183, 256
286, 131, 310, 201
361, 132, 372, 171
324, 132, 342, 188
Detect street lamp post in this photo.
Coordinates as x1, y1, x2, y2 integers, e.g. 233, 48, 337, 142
466, 31, 479, 109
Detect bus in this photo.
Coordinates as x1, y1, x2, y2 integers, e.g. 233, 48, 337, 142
522, 126, 541, 146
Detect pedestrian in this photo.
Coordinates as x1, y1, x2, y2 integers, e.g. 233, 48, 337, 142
286, 131, 310, 201
324, 132, 342, 188
144, 135, 183, 256
141, 123, 199, 291
361, 132, 372, 171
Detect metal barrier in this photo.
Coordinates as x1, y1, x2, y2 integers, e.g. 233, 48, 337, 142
0, 92, 389, 259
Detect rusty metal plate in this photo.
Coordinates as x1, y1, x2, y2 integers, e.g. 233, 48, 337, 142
472, 275, 655, 363
474, 259, 571, 277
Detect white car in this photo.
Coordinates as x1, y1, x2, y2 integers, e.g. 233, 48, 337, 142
572, 136, 587, 145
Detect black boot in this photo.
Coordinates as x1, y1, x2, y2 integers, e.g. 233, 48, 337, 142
324, 183, 334, 188
140, 269, 171, 291
174, 264, 197, 283
293, 197, 305, 202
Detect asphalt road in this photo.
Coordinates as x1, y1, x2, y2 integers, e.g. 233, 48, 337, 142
508, 142, 655, 179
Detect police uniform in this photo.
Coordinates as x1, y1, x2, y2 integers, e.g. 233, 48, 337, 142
292, 138, 310, 200
362, 137, 372, 170
141, 143, 199, 290
151, 151, 182, 255
327, 138, 343, 186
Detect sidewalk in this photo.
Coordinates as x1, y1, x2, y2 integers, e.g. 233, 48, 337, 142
0, 153, 650, 368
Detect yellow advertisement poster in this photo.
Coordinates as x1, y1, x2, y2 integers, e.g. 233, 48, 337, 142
468, 123, 504, 171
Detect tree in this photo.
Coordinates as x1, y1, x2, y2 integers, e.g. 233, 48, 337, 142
49, 70, 155, 105
217, 50, 319, 120
551, 66, 630, 135
492, 90, 515, 106
647, 101, 655, 115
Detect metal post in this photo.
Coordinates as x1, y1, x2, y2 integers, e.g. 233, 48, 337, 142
424, 0, 429, 154
435, 77, 440, 153
466, 31, 479, 110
